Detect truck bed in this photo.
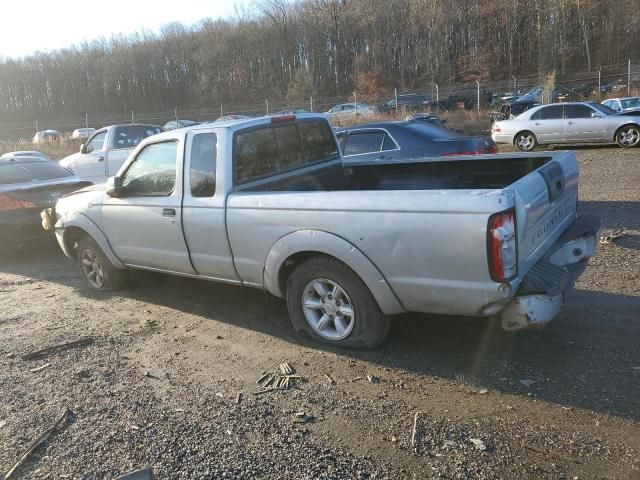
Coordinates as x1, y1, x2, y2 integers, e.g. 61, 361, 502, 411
236, 153, 552, 192
228, 151, 579, 317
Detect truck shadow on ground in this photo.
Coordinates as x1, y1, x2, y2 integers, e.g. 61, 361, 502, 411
1, 238, 639, 422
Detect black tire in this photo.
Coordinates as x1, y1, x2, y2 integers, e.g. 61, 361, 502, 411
514, 131, 538, 151
286, 256, 391, 349
77, 235, 127, 291
615, 124, 640, 149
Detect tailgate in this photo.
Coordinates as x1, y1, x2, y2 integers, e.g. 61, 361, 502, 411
510, 151, 579, 277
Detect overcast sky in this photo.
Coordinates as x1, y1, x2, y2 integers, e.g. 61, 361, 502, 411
0, 0, 249, 59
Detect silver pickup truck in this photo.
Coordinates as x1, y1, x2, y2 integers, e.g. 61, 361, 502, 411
59, 124, 163, 184
44, 114, 599, 348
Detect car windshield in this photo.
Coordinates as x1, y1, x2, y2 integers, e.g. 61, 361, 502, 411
590, 103, 617, 115
113, 125, 163, 149
621, 98, 640, 109
0, 161, 73, 185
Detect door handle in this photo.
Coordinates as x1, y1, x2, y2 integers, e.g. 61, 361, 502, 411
98, 157, 104, 162
534, 122, 541, 126
162, 208, 176, 217
568, 121, 575, 125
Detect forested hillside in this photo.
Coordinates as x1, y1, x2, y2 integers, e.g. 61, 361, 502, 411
0, 0, 638, 129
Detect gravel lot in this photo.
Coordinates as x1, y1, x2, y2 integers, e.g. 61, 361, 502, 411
1, 146, 639, 479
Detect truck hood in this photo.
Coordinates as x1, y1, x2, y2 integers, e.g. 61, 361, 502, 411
55, 184, 106, 220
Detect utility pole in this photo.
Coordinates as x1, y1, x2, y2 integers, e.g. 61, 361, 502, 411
598, 67, 601, 97
310, 96, 313, 112
629, 59, 632, 96
512, 75, 517, 93
131, 110, 135, 124
435, 84, 439, 113
266, 99, 269, 115
174, 106, 178, 124
394, 87, 398, 110
353, 92, 357, 115
85, 113, 88, 129
475, 80, 480, 114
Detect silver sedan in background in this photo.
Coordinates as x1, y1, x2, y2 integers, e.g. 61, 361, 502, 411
492, 102, 640, 151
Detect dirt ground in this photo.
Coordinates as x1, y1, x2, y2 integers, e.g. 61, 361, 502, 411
0, 146, 639, 479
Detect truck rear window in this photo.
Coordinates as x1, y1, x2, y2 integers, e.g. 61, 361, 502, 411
234, 120, 339, 184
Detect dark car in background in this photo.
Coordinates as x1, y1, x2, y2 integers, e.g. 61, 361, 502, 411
335, 121, 497, 162
404, 113, 445, 127
381, 93, 429, 112
490, 100, 541, 122
0, 156, 91, 252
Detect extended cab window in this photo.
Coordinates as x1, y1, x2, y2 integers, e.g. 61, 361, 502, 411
190, 133, 217, 197
86, 132, 106, 152
343, 132, 384, 156
122, 141, 177, 196
234, 120, 338, 184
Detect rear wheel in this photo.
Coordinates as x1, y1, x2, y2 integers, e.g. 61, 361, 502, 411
615, 125, 640, 148
515, 131, 538, 151
77, 236, 127, 290
286, 256, 390, 349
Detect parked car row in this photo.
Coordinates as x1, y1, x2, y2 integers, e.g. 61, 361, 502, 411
39, 113, 599, 348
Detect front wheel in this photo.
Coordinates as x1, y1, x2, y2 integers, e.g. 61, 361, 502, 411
77, 236, 127, 290
515, 131, 538, 151
286, 256, 390, 349
616, 125, 640, 148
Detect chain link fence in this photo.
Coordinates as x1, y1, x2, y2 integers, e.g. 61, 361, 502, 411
1, 62, 638, 142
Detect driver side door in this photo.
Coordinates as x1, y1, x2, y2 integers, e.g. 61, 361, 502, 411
74, 129, 108, 183
101, 139, 195, 274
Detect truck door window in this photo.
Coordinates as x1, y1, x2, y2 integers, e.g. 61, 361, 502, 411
86, 132, 106, 153
343, 132, 385, 156
190, 133, 217, 197
121, 141, 177, 196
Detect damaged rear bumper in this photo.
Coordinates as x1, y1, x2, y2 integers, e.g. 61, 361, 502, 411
501, 215, 600, 331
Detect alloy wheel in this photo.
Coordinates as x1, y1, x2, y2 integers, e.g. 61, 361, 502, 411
80, 248, 105, 289
302, 278, 355, 341
619, 127, 640, 147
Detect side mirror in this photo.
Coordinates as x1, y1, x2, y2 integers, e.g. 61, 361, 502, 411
106, 176, 124, 198
80, 143, 87, 154
591, 112, 603, 118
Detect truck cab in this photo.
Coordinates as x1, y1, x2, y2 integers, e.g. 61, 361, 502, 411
60, 124, 163, 184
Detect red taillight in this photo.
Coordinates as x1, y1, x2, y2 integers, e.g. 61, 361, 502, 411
271, 115, 296, 123
0, 194, 37, 211
493, 126, 502, 132
488, 208, 517, 282
442, 149, 483, 156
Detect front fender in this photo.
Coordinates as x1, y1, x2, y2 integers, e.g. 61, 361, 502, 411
263, 229, 405, 315
56, 213, 125, 269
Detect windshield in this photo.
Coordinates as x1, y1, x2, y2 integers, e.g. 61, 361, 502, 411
113, 125, 163, 149
621, 98, 640, 110
591, 103, 616, 115
0, 161, 73, 185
